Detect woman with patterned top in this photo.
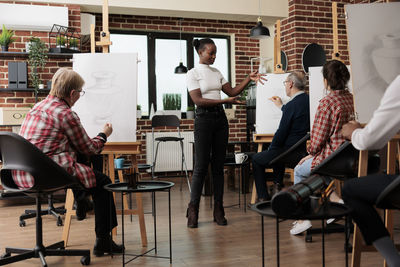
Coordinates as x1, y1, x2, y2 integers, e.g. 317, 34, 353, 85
186, 38, 266, 228
13, 68, 123, 256
289, 60, 354, 235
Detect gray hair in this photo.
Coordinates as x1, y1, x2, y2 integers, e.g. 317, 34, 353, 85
287, 71, 306, 90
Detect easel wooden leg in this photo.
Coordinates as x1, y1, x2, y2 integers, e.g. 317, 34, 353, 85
136, 193, 148, 247
62, 188, 75, 247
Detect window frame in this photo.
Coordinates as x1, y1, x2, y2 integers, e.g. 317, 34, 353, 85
110, 30, 231, 116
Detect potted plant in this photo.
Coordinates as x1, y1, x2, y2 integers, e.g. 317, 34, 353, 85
186, 105, 195, 119
163, 93, 182, 119
28, 37, 48, 102
0, 24, 15, 51
69, 38, 79, 50
136, 104, 142, 119
56, 35, 66, 48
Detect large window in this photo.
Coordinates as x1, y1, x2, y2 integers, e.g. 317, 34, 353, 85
110, 31, 231, 116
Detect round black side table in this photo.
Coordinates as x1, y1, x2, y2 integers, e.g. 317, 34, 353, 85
104, 180, 174, 266
252, 201, 352, 267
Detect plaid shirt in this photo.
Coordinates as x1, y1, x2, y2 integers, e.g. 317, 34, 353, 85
308, 90, 354, 169
13, 95, 106, 189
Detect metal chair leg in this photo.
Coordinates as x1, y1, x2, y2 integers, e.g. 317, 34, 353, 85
180, 140, 191, 192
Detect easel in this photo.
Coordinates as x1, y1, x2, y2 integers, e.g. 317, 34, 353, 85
351, 136, 400, 267
331, 2, 342, 61
274, 20, 285, 74
62, 0, 147, 248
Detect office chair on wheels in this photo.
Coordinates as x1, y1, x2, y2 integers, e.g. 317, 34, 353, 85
0, 132, 90, 266
151, 115, 191, 192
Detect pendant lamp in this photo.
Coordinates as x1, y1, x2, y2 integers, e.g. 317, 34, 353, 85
250, 0, 270, 39
174, 18, 188, 74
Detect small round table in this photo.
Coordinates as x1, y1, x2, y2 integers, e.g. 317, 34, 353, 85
252, 201, 352, 267
104, 180, 174, 266
223, 160, 250, 211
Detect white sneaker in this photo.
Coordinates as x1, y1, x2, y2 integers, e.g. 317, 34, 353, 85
290, 220, 312, 235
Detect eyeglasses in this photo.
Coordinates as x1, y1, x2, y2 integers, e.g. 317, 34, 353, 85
78, 90, 85, 96
283, 80, 289, 86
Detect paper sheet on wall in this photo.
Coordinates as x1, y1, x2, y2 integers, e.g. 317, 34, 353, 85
346, 2, 400, 123
309, 66, 352, 129
72, 53, 138, 142
255, 73, 290, 134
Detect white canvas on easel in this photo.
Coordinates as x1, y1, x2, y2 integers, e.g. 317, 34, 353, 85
255, 73, 290, 134
309, 66, 352, 129
346, 2, 400, 123
72, 53, 138, 142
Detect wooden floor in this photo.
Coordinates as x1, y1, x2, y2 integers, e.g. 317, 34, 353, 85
0, 177, 396, 267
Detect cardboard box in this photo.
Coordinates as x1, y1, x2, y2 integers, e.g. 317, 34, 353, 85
0, 108, 30, 125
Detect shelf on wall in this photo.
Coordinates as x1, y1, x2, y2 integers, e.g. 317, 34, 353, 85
0, 88, 50, 92
0, 52, 74, 59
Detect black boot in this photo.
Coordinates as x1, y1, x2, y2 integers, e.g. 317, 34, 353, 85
213, 201, 227, 226
93, 235, 125, 257
186, 202, 199, 228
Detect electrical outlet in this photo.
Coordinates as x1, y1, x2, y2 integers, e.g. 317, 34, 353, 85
224, 108, 235, 120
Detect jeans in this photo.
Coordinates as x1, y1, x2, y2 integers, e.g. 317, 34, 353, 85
342, 174, 395, 245
190, 109, 228, 204
252, 147, 285, 199
293, 156, 313, 184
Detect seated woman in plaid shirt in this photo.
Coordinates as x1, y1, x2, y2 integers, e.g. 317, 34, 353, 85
13, 68, 123, 256
289, 60, 354, 235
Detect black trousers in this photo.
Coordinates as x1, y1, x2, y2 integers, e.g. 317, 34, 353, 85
342, 174, 395, 245
73, 155, 118, 238
190, 109, 228, 204
252, 146, 285, 199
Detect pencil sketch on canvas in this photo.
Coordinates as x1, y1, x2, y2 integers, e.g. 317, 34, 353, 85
346, 2, 400, 123
72, 53, 138, 142
255, 73, 290, 134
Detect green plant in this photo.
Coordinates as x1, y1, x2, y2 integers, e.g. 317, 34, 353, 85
137, 104, 141, 110
163, 93, 181, 110
28, 37, 48, 101
69, 38, 78, 47
187, 106, 195, 111
0, 24, 15, 47
56, 35, 66, 46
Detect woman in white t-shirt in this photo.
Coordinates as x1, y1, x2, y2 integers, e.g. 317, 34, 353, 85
186, 38, 265, 228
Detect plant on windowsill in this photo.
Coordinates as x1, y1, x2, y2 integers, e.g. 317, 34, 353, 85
0, 24, 15, 52
186, 105, 195, 119
136, 104, 142, 119
28, 37, 48, 102
163, 93, 182, 119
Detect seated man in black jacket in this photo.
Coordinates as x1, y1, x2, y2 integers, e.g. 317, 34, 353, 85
252, 71, 310, 201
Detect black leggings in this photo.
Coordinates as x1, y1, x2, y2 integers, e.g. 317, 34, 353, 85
342, 174, 395, 245
190, 109, 228, 204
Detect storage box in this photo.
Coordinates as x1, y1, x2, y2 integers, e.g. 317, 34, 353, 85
0, 108, 30, 125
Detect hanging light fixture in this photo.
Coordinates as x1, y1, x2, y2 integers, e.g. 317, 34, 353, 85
174, 18, 188, 74
250, 0, 270, 39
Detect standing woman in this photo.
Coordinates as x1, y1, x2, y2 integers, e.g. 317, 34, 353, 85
186, 38, 265, 228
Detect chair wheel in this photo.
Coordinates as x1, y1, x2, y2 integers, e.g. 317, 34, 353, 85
305, 234, 312, 243
81, 255, 90, 265
19, 220, 26, 227
1, 252, 11, 259
57, 218, 63, 226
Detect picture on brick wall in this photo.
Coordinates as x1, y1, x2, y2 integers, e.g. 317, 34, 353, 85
346, 2, 400, 123
255, 73, 290, 134
72, 53, 138, 142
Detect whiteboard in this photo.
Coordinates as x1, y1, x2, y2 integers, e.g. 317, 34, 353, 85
255, 73, 290, 134
346, 2, 400, 123
72, 53, 138, 142
309, 66, 352, 129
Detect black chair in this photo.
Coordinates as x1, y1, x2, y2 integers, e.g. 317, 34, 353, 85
151, 115, 190, 192
306, 141, 379, 245
19, 195, 65, 227
0, 132, 90, 266
376, 175, 400, 209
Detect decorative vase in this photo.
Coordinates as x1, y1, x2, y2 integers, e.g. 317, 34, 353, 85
136, 110, 142, 119
186, 110, 194, 119
372, 33, 400, 84
1, 45, 8, 52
